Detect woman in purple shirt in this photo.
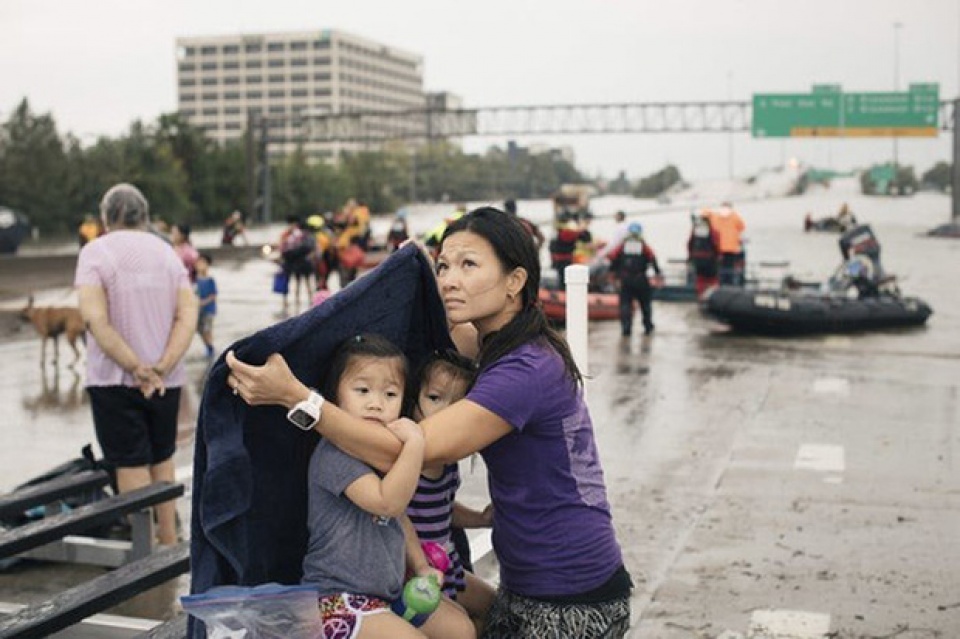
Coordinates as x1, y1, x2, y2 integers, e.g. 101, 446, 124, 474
227, 207, 632, 638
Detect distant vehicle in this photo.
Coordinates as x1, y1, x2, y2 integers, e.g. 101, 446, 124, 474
0, 207, 30, 254
551, 184, 596, 224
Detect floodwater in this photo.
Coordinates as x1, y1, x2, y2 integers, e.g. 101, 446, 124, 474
0, 178, 958, 637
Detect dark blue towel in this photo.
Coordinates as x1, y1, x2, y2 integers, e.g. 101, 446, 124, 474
188, 244, 452, 637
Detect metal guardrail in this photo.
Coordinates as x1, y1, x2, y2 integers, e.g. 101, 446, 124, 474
287, 99, 957, 142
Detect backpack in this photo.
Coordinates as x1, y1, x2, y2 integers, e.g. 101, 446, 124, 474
1, 444, 116, 532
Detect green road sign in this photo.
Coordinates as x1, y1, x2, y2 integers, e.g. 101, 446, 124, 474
753, 84, 939, 138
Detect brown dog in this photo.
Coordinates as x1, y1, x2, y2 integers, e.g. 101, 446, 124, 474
19, 295, 86, 366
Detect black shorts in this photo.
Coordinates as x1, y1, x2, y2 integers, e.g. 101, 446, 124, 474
87, 386, 181, 467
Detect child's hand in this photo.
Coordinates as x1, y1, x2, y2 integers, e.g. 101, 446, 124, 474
480, 503, 494, 527
415, 563, 444, 587
387, 417, 423, 444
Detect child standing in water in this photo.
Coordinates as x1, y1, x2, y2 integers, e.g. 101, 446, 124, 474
408, 351, 497, 630
194, 253, 218, 358
302, 334, 474, 639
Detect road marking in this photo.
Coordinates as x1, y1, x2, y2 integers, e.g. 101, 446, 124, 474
794, 444, 845, 473
749, 608, 831, 637
811, 377, 849, 395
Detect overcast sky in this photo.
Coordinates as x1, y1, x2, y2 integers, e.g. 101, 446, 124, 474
1, 0, 957, 180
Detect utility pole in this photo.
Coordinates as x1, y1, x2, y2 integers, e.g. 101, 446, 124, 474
727, 70, 735, 179
259, 117, 272, 224
245, 110, 256, 223
953, 98, 960, 221
892, 21, 903, 183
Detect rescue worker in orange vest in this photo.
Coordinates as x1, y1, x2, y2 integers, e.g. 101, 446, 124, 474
707, 202, 746, 286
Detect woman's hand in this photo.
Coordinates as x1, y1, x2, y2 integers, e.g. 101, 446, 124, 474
225, 350, 310, 408
133, 363, 166, 399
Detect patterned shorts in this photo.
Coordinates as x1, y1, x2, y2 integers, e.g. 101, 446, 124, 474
483, 588, 631, 639
317, 592, 390, 639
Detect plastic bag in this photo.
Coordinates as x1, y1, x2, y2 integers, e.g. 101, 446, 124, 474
181, 583, 321, 639
272, 270, 289, 295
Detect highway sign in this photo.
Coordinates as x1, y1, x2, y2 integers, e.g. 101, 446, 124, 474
753, 84, 939, 138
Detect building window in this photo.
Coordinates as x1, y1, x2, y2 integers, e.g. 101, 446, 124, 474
291, 41, 308, 51
201, 46, 217, 55
268, 105, 286, 114
184, 47, 196, 56
291, 89, 308, 97
313, 40, 330, 50
202, 92, 217, 100
225, 106, 242, 114
314, 56, 330, 65
314, 72, 330, 81
180, 94, 197, 102
268, 74, 284, 83
245, 43, 262, 54
224, 76, 240, 85
246, 60, 262, 69
267, 42, 284, 52
225, 122, 242, 130
290, 58, 307, 67
247, 75, 263, 84
180, 108, 197, 117
201, 78, 217, 86
179, 63, 195, 72
291, 73, 308, 82
201, 62, 217, 71
202, 108, 218, 116
269, 89, 285, 98
224, 92, 240, 100
224, 61, 239, 70
179, 78, 196, 87
314, 88, 331, 97
268, 59, 284, 68
247, 90, 263, 99
224, 45, 239, 54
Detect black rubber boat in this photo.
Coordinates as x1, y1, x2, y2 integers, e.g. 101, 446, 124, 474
702, 286, 933, 335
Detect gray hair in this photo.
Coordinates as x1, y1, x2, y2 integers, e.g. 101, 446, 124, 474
100, 183, 150, 228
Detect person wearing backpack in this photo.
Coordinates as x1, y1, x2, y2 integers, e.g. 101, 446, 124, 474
687, 211, 721, 298
279, 217, 316, 310
607, 223, 662, 337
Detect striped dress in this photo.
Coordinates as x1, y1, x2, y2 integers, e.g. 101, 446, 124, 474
406, 463, 466, 598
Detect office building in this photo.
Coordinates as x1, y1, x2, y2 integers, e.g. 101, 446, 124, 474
175, 29, 426, 159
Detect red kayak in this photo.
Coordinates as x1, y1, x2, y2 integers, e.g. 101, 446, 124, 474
538, 287, 620, 322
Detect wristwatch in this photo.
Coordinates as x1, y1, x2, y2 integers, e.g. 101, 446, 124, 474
286, 390, 325, 431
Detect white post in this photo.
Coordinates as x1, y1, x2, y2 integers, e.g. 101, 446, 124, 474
564, 264, 590, 377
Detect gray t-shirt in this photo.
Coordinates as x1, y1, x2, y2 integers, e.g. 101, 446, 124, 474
301, 438, 405, 600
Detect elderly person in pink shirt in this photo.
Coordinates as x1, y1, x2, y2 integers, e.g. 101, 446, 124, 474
75, 183, 198, 545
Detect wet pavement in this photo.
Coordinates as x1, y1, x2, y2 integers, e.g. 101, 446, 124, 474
0, 180, 958, 637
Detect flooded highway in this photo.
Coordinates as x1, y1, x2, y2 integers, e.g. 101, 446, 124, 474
0, 179, 958, 637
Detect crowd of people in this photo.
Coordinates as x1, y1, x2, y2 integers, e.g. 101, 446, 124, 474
686, 202, 747, 295
267, 199, 384, 311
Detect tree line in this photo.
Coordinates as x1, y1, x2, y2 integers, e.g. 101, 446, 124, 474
0, 98, 587, 237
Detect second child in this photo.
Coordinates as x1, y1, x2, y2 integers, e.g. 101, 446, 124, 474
302, 334, 475, 639
194, 253, 218, 358
407, 351, 497, 630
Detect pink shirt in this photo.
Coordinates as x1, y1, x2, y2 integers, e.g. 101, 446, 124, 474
75, 230, 191, 388
174, 242, 199, 280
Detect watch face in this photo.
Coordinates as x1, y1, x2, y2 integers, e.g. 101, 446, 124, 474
289, 409, 316, 431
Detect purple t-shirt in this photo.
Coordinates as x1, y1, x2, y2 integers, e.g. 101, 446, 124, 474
467, 341, 623, 597
75, 230, 190, 388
